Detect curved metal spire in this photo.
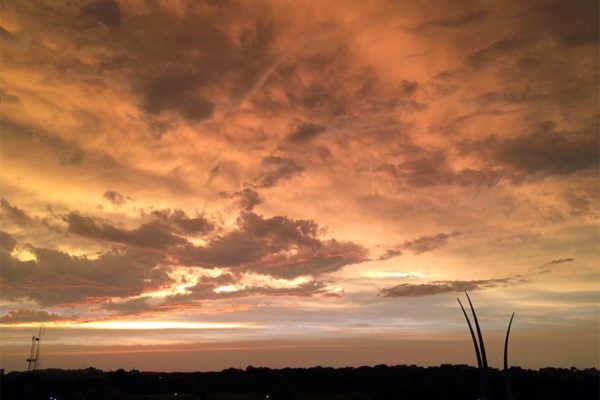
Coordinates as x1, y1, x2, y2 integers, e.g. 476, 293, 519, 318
457, 297, 483, 369
503, 312, 515, 370
465, 291, 488, 368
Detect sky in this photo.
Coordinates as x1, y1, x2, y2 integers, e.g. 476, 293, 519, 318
0, 0, 598, 372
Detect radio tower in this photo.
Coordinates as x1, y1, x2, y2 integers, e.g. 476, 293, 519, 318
26, 326, 44, 371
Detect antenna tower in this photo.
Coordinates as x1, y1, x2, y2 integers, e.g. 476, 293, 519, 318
26, 325, 45, 371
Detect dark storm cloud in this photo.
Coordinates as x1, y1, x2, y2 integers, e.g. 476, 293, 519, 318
173, 213, 318, 269
1, 198, 33, 226
175, 212, 367, 278
0, 309, 67, 324
139, 72, 215, 122
253, 47, 425, 119
287, 121, 327, 143
461, 0, 598, 70
375, 149, 502, 188
0, 240, 172, 306
0, 200, 62, 234
127, 12, 276, 122
493, 123, 599, 175
379, 277, 521, 298
81, 0, 121, 28
464, 122, 599, 176
409, 8, 488, 32
151, 209, 214, 236
102, 190, 127, 205
66, 212, 187, 249
19, 2, 278, 124
522, 0, 599, 47
0, 231, 18, 252
233, 187, 262, 211
254, 156, 305, 188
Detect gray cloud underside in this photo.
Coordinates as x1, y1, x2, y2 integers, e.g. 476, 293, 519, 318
379, 231, 460, 260
0, 231, 171, 307
65, 208, 367, 279
1, 202, 367, 307
0, 309, 67, 324
174, 212, 367, 278
31, 204, 366, 280
150, 209, 214, 236
379, 277, 524, 298
66, 212, 188, 249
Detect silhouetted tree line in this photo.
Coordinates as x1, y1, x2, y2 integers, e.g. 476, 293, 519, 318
2, 365, 598, 400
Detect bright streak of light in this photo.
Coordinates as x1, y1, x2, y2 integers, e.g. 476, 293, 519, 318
10, 248, 37, 262
214, 285, 238, 293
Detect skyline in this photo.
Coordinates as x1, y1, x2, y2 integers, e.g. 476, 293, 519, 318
1, 0, 598, 371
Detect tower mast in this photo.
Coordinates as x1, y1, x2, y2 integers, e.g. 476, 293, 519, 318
26, 336, 37, 371
33, 326, 44, 370
25, 325, 44, 371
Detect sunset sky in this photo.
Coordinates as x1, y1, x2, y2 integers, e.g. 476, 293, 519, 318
1, 0, 598, 372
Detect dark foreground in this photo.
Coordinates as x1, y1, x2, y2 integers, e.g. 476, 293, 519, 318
2, 365, 598, 400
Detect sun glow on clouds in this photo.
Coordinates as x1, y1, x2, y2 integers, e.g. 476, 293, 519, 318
10, 247, 37, 262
